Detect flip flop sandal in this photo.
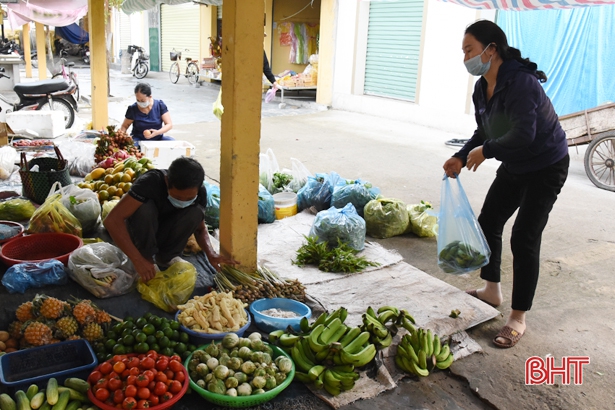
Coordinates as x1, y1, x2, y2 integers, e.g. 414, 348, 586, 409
493, 325, 524, 348
465, 289, 499, 308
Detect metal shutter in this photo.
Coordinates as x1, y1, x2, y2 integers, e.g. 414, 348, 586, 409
217, 5, 222, 19
160, 3, 201, 72
119, 11, 132, 51
364, 0, 424, 101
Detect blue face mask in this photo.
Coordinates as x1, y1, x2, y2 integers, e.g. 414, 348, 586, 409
167, 195, 197, 208
136, 100, 150, 108
464, 44, 493, 76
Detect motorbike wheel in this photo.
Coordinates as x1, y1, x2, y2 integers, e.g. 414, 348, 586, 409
70, 73, 80, 102
169, 62, 180, 84
38, 98, 75, 129
135, 62, 149, 79
186, 62, 199, 85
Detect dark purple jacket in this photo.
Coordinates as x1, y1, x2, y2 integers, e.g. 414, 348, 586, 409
454, 59, 568, 174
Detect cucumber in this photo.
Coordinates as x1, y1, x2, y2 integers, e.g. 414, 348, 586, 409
14, 391, 30, 410
64, 402, 80, 410
29, 393, 45, 410
25, 386, 39, 401
46, 379, 59, 406
0, 393, 16, 410
62, 379, 89, 396
38, 403, 50, 410
51, 391, 69, 410
55, 389, 87, 404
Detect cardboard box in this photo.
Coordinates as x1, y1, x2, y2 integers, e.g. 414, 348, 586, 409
139, 140, 196, 169
6, 111, 65, 139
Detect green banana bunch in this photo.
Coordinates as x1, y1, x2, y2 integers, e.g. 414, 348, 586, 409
361, 305, 412, 349
395, 327, 454, 378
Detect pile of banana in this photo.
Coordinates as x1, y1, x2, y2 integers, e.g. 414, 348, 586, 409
395, 325, 454, 377
361, 305, 416, 349
268, 307, 375, 396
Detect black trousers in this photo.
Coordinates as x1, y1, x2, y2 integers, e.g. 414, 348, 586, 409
478, 155, 569, 311
127, 200, 203, 264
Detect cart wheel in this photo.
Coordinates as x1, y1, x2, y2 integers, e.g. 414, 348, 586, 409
584, 131, 615, 192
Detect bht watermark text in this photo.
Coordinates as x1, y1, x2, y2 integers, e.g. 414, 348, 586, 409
525, 356, 590, 385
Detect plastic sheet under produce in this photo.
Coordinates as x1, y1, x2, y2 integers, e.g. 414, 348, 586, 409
309, 203, 366, 251
1, 260, 67, 294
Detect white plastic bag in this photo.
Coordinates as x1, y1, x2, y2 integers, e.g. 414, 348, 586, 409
56, 140, 96, 177
287, 157, 312, 192
265, 87, 277, 103
68, 242, 139, 298
259, 148, 280, 193
0, 146, 18, 180
49, 182, 101, 233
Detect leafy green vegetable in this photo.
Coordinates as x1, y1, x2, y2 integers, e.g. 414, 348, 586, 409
293, 236, 380, 273
272, 172, 293, 192
0, 198, 36, 221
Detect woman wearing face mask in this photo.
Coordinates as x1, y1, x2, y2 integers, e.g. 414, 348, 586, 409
120, 83, 174, 144
442, 20, 569, 348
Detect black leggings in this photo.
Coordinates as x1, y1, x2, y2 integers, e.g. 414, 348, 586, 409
478, 155, 569, 311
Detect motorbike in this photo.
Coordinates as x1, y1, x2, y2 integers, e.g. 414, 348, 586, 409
128, 45, 149, 79
0, 68, 79, 129
82, 45, 90, 65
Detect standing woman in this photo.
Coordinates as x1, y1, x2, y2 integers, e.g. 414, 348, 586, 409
442, 20, 569, 348
120, 83, 174, 145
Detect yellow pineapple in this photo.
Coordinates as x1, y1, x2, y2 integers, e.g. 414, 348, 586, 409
23, 322, 53, 346
95, 309, 111, 325
37, 295, 66, 319
82, 322, 104, 342
56, 316, 79, 338
66, 335, 81, 341
16, 301, 34, 322
8, 320, 23, 339
73, 301, 96, 325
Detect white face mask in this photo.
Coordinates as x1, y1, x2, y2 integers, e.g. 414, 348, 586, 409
137, 99, 150, 108
464, 44, 494, 76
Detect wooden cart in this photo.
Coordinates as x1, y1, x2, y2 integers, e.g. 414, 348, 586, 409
559, 102, 615, 192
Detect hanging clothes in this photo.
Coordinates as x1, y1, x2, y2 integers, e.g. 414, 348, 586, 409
278, 22, 293, 46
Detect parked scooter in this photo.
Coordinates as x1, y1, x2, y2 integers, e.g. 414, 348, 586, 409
0, 68, 78, 129
82, 45, 90, 65
128, 45, 149, 79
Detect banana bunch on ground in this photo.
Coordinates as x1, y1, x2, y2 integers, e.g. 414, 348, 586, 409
361, 305, 416, 349
395, 321, 454, 377
268, 307, 376, 396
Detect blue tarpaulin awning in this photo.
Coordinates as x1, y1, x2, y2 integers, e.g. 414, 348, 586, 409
55, 23, 89, 45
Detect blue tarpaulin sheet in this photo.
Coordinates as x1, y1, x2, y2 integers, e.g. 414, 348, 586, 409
498, 7, 615, 116
55, 23, 89, 45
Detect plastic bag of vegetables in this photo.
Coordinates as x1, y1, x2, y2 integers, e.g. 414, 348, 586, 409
102, 199, 120, 221
406, 201, 438, 238
297, 172, 343, 212
258, 184, 276, 223
204, 181, 221, 229
52, 183, 101, 233
309, 203, 366, 251
364, 197, 409, 239
137, 261, 197, 312
0, 198, 36, 221
331, 179, 380, 217
27, 193, 82, 237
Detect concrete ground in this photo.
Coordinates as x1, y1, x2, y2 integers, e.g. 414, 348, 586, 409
8, 64, 615, 409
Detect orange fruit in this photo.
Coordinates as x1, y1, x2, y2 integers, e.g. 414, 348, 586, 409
113, 173, 123, 184
104, 174, 114, 185
98, 190, 109, 201
116, 188, 124, 197
107, 186, 118, 196
121, 173, 132, 183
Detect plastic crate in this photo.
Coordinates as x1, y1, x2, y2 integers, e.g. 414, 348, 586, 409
0, 339, 98, 392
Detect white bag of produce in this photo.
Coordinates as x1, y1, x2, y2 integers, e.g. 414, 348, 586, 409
68, 242, 138, 298
50, 182, 101, 233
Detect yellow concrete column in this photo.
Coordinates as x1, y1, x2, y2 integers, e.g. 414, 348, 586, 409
316, 0, 335, 106
35, 22, 46, 80
22, 25, 32, 78
218, 0, 264, 272
88, 0, 109, 130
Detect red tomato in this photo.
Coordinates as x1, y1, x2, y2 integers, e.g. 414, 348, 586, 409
160, 392, 173, 403
126, 375, 137, 386
155, 359, 168, 372
168, 380, 182, 394
113, 361, 126, 374
168, 360, 183, 374
128, 357, 141, 369
146, 350, 158, 360
164, 370, 174, 380
109, 372, 120, 380
173, 371, 185, 384
169, 355, 181, 362
113, 389, 125, 404
137, 387, 150, 400
113, 355, 128, 363
153, 382, 167, 396
100, 362, 113, 375
135, 374, 150, 388
148, 395, 159, 406
95, 388, 110, 402
89, 370, 103, 385
124, 385, 137, 398
129, 367, 140, 376
143, 370, 155, 381
154, 373, 167, 384
96, 378, 109, 390
148, 381, 155, 391
140, 357, 155, 370
122, 397, 137, 410
121, 369, 131, 379
136, 399, 150, 409
108, 378, 123, 392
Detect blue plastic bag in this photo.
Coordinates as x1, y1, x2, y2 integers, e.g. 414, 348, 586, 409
331, 179, 380, 217
204, 181, 221, 229
309, 203, 366, 251
297, 172, 343, 212
437, 175, 490, 274
1, 260, 67, 294
258, 184, 276, 223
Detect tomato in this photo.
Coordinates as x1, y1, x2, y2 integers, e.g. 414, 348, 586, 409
146, 350, 158, 360
164, 370, 174, 380
113, 389, 125, 404
160, 392, 173, 403
173, 370, 185, 384
155, 359, 168, 372
113, 355, 128, 363
124, 385, 137, 398
129, 368, 140, 377
140, 357, 155, 370
169, 355, 181, 362
113, 361, 126, 374
95, 387, 110, 402
127, 357, 140, 368
109, 372, 120, 380
126, 375, 137, 386
136, 399, 150, 409
135, 374, 150, 388
96, 378, 109, 390
153, 382, 167, 396
122, 397, 137, 410
89, 370, 103, 385
148, 381, 156, 391
154, 373, 167, 384
100, 362, 113, 375
168, 360, 183, 374
147, 395, 159, 406
143, 370, 155, 381
168, 380, 182, 394
108, 378, 123, 392
121, 369, 131, 379
137, 387, 150, 400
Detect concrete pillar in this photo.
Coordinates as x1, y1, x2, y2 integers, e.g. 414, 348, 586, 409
35, 22, 46, 80
88, 0, 109, 130
316, 0, 335, 106
23, 24, 32, 78
218, 0, 263, 272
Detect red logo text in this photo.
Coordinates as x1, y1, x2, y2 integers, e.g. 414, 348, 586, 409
525, 356, 590, 385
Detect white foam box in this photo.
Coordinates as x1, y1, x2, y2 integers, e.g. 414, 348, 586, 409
139, 140, 196, 169
6, 110, 65, 139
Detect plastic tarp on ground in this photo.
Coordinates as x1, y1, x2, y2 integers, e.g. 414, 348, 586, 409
6, 0, 88, 28
55, 24, 89, 45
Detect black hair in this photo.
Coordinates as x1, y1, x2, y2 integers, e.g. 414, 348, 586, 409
134, 83, 152, 96
465, 20, 547, 83
167, 157, 205, 190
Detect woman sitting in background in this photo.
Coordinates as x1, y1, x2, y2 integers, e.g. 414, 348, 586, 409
120, 83, 174, 145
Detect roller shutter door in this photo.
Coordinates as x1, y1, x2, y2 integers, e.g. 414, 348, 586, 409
160, 3, 201, 72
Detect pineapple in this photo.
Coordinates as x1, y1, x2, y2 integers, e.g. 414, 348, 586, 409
66, 335, 81, 341
95, 309, 112, 325
82, 322, 104, 342
56, 316, 79, 338
8, 320, 23, 339
36, 295, 66, 320
23, 322, 53, 346
16, 301, 34, 322
73, 301, 96, 325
